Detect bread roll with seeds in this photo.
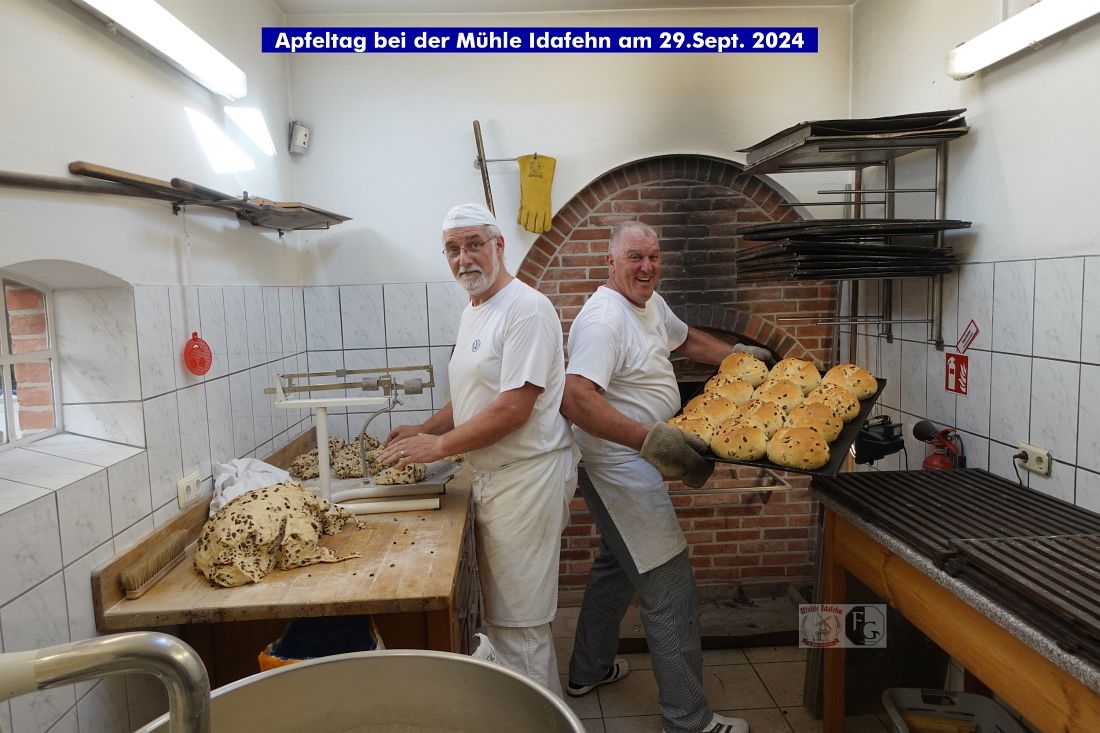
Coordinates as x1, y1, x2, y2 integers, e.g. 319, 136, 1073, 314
682, 394, 739, 424
704, 376, 755, 406
821, 363, 878, 400
710, 421, 768, 461
732, 399, 786, 438
768, 358, 822, 396
767, 426, 831, 470
785, 401, 843, 442
752, 379, 805, 413
667, 413, 717, 444
718, 352, 770, 387
804, 383, 860, 422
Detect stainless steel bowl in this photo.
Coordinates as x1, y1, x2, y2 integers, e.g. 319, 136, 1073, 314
137, 649, 586, 732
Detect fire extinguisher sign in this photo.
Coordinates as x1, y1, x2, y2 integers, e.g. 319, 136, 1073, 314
945, 353, 968, 395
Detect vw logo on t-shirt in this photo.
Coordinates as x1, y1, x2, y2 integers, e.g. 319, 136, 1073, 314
472, 338, 482, 352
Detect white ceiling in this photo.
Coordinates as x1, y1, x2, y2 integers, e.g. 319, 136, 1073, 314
275, 0, 856, 15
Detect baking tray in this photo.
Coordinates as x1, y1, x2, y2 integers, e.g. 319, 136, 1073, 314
738, 219, 971, 241
681, 377, 886, 478
736, 239, 954, 262
736, 270, 953, 283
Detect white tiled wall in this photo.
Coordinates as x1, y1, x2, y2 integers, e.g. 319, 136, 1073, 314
854, 256, 1100, 512
0, 283, 313, 732
304, 282, 465, 443
0, 280, 468, 733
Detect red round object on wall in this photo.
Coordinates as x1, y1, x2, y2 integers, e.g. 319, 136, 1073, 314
184, 332, 213, 376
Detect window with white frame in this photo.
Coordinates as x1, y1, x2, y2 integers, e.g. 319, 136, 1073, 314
0, 277, 59, 447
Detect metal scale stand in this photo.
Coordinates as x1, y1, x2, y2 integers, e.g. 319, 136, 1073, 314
266, 365, 434, 503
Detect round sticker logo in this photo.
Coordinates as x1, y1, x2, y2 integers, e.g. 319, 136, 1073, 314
472, 339, 482, 352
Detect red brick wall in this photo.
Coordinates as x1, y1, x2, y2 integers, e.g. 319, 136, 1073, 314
519, 155, 836, 593
4, 282, 55, 435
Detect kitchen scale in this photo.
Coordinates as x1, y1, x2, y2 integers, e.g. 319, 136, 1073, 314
266, 364, 458, 510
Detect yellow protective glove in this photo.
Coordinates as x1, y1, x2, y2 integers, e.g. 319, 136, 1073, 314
517, 154, 556, 234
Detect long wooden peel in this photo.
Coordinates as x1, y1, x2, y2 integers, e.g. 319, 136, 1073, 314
173, 176, 350, 231
66, 161, 350, 232
68, 161, 240, 214
0, 169, 181, 201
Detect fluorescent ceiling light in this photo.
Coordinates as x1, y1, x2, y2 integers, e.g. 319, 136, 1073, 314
70, 0, 247, 99
226, 107, 276, 157
947, 0, 1100, 79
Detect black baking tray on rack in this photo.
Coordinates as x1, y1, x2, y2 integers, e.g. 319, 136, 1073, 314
738, 219, 971, 241
735, 268, 953, 283
736, 239, 956, 261
679, 377, 886, 478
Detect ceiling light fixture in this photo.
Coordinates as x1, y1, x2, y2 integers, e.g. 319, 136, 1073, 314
69, 0, 247, 100
946, 0, 1100, 80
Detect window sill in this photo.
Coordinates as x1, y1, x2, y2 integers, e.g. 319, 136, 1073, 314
0, 433, 143, 516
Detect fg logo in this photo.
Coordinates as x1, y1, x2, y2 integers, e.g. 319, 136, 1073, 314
799, 604, 888, 649
845, 605, 886, 647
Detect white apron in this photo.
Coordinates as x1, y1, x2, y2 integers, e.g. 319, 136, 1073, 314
472, 446, 576, 626
582, 455, 686, 574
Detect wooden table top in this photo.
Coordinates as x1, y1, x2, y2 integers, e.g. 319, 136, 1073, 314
93, 478, 473, 631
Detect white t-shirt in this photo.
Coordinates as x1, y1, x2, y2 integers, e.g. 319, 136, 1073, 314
449, 279, 572, 471
566, 286, 689, 466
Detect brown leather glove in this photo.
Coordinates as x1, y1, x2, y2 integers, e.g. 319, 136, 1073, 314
640, 422, 715, 488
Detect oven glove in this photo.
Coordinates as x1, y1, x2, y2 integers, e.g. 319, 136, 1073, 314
517, 153, 556, 234
732, 343, 776, 365
640, 421, 715, 489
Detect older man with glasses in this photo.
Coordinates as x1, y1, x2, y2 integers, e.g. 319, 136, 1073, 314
382, 203, 576, 695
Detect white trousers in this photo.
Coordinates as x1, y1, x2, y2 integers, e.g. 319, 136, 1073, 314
486, 622, 563, 697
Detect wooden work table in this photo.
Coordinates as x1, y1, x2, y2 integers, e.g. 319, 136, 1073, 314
92, 471, 478, 687
818, 498, 1100, 733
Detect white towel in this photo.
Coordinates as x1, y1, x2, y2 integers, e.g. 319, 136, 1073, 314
210, 458, 292, 516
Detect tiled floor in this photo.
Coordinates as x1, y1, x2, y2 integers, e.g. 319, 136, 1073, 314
554, 605, 893, 733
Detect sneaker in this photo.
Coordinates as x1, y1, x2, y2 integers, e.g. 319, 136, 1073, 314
565, 657, 629, 697
663, 713, 750, 733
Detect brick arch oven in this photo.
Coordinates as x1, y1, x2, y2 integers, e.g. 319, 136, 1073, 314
517, 154, 839, 598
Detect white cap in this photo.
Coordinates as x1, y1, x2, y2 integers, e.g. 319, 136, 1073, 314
442, 203, 498, 231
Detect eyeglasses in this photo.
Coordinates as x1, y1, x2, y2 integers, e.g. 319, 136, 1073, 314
442, 237, 495, 260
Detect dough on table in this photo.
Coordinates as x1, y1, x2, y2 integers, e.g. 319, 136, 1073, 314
194, 481, 363, 588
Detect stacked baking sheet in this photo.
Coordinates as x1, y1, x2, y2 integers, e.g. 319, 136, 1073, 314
735, 219, 969, 283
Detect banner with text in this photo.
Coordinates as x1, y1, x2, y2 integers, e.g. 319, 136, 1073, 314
262, 27, 818, 54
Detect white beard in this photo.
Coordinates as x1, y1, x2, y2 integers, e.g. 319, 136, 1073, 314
458, 252, 500, 297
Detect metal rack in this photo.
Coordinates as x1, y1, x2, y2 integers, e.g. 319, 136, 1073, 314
740, 110, 970, 349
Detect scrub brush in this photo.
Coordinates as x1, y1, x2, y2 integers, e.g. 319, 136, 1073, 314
119, 529, 189, 600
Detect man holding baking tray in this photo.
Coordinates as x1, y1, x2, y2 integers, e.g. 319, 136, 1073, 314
381, 203, 575, 695
561, 221, 771, 733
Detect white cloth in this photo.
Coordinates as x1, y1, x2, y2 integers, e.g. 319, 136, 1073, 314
485, 622, 563, 697
473, 445, 574, 626
583, 456, 686, 574
565, 286, 690, 573
450, 278, 573, 471
210, 458, 291, 517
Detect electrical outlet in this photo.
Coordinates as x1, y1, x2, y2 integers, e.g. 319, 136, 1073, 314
1018, 443, 1052, 477
177, 472, 201, 508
